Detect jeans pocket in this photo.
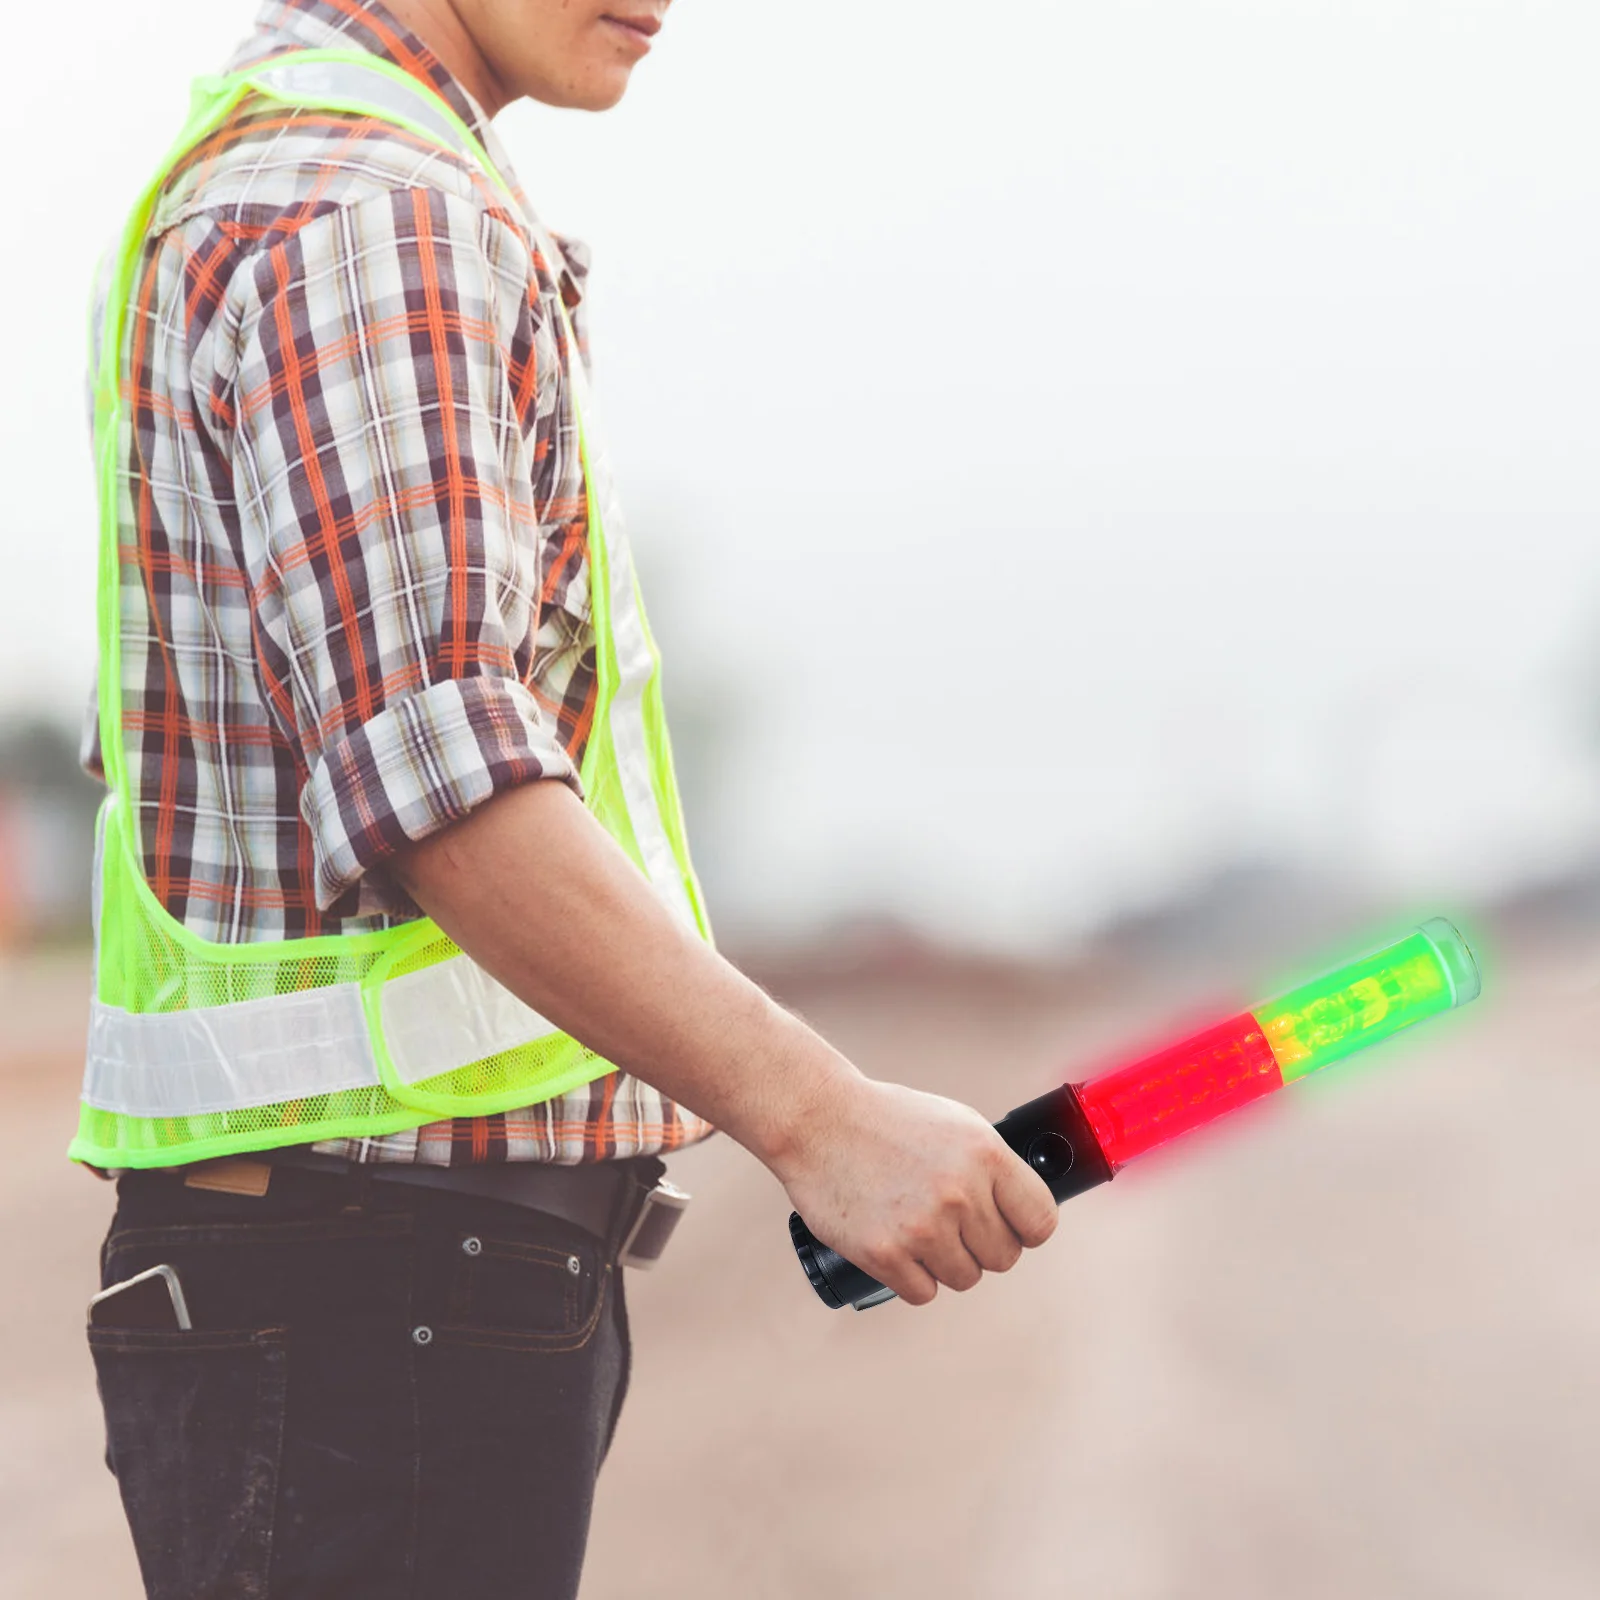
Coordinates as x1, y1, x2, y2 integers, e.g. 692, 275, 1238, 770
89, 1325, 288, 1600
447, 1230, 606, 1350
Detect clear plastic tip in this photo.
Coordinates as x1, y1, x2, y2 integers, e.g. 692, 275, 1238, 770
1417, 917, 1481, 1007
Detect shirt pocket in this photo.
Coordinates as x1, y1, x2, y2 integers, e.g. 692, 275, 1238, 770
88, 1324, 287, 1600
445, 1230, 606, 1352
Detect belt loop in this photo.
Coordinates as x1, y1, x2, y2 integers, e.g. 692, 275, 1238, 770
341, 1160, 376, 1215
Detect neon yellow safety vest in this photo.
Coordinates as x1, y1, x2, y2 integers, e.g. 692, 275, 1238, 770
71, 50, 710, 1170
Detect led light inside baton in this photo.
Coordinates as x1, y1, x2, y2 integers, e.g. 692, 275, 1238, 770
1076, 918, 1479, 1171
1075, 1013, 1281, 1171
1252, 917, 1478, 1086
788, 918, 1481, 1310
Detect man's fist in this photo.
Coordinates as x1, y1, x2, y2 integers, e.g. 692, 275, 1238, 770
772, 1078, 1058, 1306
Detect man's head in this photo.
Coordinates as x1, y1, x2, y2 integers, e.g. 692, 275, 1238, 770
385, 0, 671, 118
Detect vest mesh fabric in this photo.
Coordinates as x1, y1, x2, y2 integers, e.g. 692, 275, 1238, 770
73, 52, 706, 1168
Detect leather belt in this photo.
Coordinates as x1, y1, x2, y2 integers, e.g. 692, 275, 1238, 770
180, 1146, 666, 1253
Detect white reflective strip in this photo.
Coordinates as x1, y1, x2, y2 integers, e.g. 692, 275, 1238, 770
84, 950, 571, 1115
595, 469, 697, 927
546, 251, 697, 929
248, 60, 468, 155
378, 954, 565, 1087
82, 985, 379, 1118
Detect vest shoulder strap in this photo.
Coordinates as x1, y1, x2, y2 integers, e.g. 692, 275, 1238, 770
219, 49, 511, 198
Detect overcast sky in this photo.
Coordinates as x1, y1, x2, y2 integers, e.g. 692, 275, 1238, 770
3, 0, 1598, 946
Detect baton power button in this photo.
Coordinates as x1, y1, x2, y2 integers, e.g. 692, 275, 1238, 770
1025, 1133, 1075, 1183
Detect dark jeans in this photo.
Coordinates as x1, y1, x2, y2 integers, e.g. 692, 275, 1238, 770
90, 1165, 633, 1600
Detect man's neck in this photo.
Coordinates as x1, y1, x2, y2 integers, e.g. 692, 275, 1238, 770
381, 0, 511, 119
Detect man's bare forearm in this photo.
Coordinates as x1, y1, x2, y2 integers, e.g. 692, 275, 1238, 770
390, 780, 849, 1171
391, 779, 1058, 1305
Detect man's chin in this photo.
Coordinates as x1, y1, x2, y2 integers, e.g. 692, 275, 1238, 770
528, 68, 635, 113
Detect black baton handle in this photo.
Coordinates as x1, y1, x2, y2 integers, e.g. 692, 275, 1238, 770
788, 1084, 1114, 1311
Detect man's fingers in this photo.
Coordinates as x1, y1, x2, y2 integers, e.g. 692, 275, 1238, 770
917, 1232, 985, 1293
994, 1156, 1060, 1249
847, 1233, 943, 1307
877, 1255, 940, 1307
961, 1207, 1024, 1275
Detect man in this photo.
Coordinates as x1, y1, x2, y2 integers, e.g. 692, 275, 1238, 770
80, 2, 1057, 1595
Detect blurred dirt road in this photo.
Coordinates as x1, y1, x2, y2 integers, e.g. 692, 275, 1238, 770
3, 935, 1597, 1598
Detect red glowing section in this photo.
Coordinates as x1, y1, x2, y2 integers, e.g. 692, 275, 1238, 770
1074, 1013, 1283, 1170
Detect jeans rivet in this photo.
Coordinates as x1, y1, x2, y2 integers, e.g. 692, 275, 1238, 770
566, 1255, 581, 1276
462, 1236, 483, 1257
411, 1325, 434, 1347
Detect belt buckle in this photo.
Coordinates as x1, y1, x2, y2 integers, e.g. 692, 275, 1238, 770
617, 1178, 690, 1270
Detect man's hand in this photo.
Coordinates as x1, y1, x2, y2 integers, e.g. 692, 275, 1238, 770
770, 1079, 1059, 1305
394, 780, 1059, 1305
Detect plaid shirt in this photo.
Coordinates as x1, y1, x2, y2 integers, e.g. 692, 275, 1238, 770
84, 0, 712, 1165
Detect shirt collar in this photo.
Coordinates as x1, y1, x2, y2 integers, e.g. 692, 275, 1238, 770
234, 0, 486, 136
229, 0, 589, 308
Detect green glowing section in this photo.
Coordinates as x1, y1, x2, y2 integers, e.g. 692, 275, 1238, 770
1253, 919, 1480, 1084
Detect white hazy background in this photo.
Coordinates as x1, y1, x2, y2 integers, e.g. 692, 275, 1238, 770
4, 0, 1598, 950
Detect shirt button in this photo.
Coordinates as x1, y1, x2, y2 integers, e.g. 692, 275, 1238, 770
567, 1255, 582, 1276
411, 1325, 434, 1347
461, 1236, 483, 1257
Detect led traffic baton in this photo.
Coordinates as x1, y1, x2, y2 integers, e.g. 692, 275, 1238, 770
789, 917, 1481, 1311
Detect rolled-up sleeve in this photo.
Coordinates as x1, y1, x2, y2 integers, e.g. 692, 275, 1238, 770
226, 185, 579, 912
